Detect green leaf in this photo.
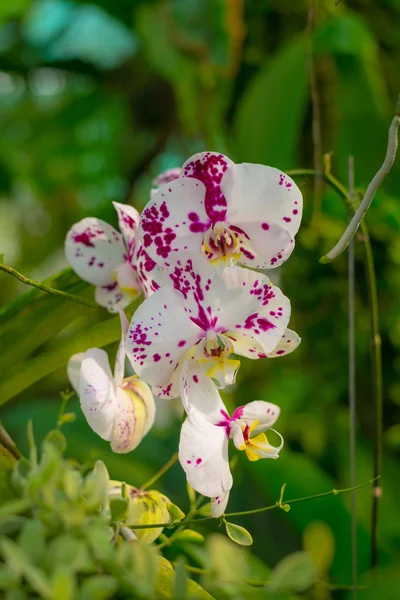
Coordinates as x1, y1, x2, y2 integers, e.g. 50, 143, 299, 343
47, 535, 94, 574
44, 430, 67, 454
224, 521, 253, 547
156, 557, 214, 600
167, 502, 185, 524
234, 34, 308, 168
203, 533, 247, 587
0, 499, 30, 523
303, 521, 335, 575
172, 529, 205, 545
51, 567, 77, 600
18, 519, 46, 566
82, 460, 110, 510
173, 557, 188, 600
0, 313, 121, 407
0, 538, 52, 599
0, 564, 19, 589
78, 575, 118, 600
268, 551, 317, 594
109, 497, 129, 522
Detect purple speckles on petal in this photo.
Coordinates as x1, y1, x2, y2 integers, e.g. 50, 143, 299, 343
261, 223, 270, 231
193, 375, 199, 383
178, 340, 186, 347
196, 458, 202, 465
153, 353, 161, 362
183, 152, 229, 223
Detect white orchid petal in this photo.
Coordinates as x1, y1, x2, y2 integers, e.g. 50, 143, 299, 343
179, 359, 226, 422
230, 423, 245, 451
181, 152, 234, 222
152, 167, 181, 188
65, 217, 125, 286
79, 349, 116, 441
67, 352, 84, 394
121, 376, 156, 437
126, 286, 200, 388
114, 310, 129, 386
234, 222, 294, 269
112, 202, 140, 258
110, 387, 146, 453
232, 401, 280, 432
211, 491, 230, 518
133, 243, 166, 298
267, 328, 301, 358
214, 266, 291, 356
95, 282, 136, 313
139, 177, 208, 268
223, 163, 302, 239
179, 411, 232, 498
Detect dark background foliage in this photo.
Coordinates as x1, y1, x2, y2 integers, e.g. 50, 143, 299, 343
1, 0, 400, 596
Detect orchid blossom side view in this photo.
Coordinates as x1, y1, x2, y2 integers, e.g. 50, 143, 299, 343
0, 5, 397, 598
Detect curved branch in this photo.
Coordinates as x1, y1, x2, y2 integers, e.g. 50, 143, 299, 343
321, 95, 400, 263
0, 263, 98, 309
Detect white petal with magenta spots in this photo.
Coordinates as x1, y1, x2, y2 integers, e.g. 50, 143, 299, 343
211, 491, 230, 517
223, 163, 302, 238
267, 328, 301, 358
95, 282, 136, 313
126, 286, 200, 388
232, 400, 280, 433
79, 348, 116, 441
65, 217, 126, 287
113, 202, 140, 259
179, 411, 232, 498
139, 177, 208, 268
212, 266, 291, 356
110, 387, 147, 454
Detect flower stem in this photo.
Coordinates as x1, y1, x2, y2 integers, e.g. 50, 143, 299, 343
127, 476, 379, 529
320, 94, 400, 262
141, 452, 178, 491
0, 263, 98, 308
348, 156, 358, 599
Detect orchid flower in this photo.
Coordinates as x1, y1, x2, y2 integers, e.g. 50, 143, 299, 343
140, 151, 302, 272
178, 361, 283, 517
125, 254, 300, 399
65, 201, 163, 312
68, 312, 155, 453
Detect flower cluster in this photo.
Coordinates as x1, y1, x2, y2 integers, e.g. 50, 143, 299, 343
66, 151, 302, 517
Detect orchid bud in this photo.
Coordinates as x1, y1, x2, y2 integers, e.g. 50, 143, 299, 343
108, 482, 184, 544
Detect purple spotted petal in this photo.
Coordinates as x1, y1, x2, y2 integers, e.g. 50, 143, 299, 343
181, 152, 234, 223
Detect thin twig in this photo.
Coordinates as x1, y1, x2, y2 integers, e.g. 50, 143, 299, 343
321, 95, 400, 262
348, 156, 358, 598
365, 222, 383, 571
127, 476, 379, 529
306, 0, 323, 226
0, 263, 98, 308
141, 452, 178, 491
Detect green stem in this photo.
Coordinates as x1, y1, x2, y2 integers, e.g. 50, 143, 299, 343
141, 452, 178, 491
0, 264, 98, 308
127, 476, 378, 530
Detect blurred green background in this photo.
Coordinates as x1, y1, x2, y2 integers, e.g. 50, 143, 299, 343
1, 0, 400, 596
